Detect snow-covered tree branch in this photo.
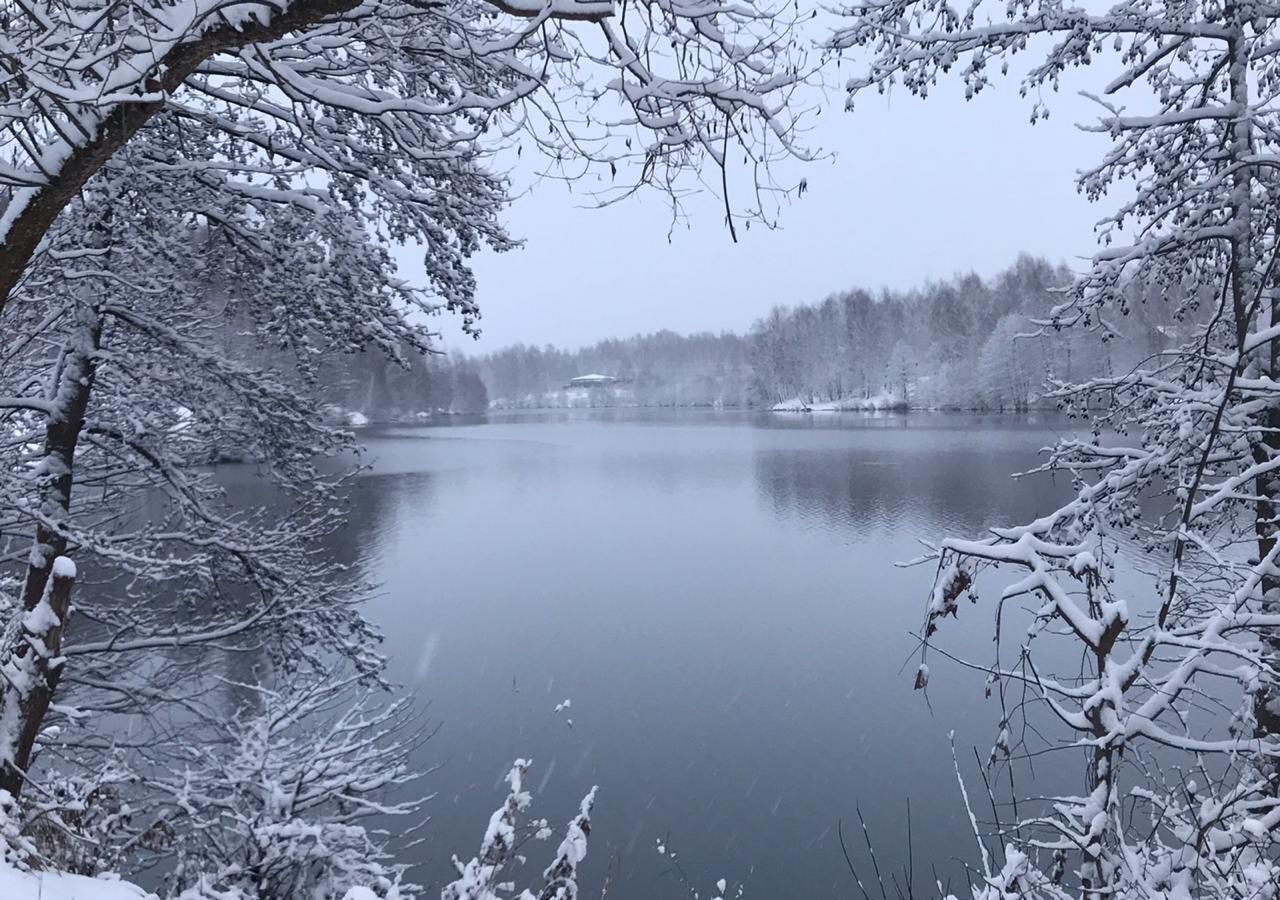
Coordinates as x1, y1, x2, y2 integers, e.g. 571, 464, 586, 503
0, 0, 816, 322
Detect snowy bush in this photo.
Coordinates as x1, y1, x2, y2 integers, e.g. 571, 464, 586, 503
150, 677, 423, 900
442, 761, 598, 900
23, 761, 144, 876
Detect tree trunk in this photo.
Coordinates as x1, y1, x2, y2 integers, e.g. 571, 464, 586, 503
0, 561, 76, 798
0, 304, 101, 799
1210, 19, 1280, 745
1255, 289, 1280, 740
21, 305, 102, 611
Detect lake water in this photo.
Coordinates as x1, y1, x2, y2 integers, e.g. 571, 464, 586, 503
337, 410, 1116, 899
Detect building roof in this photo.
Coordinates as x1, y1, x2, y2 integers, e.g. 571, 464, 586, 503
568, 373, 618, 385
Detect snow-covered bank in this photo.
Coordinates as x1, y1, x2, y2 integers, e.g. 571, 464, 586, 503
770, 393, 908, 413
320, 406, 485, 427
0, 864, 154, 899
0, 863, 392, 900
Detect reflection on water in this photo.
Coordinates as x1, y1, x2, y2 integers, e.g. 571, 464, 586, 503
754, 415, 1074, 541
324, 410, 1093, 899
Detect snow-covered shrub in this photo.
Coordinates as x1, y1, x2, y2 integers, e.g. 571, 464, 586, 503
23, 760, 144, 876
442, 760, 598, 900
152, 677, 422, 900
0, 789, 38, 868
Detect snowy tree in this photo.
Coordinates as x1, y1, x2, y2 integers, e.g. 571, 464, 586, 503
0, 0, 816, 326
742, 259, 1078, 409
0, 125, 445, 882
973, 314, 1045, 411
830, 0, 1280, 896
0, 0, 819, 882
884, 340, 917, 405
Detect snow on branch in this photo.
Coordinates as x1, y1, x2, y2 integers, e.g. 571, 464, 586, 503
0, 0, 817, 318
442, 761, 599, 900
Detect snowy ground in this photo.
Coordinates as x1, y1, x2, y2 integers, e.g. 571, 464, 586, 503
0, 864, 155, 899
0, 864, 384, 899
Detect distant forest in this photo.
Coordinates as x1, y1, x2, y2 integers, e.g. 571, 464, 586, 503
476, 331, 751, 408
299, 253, 1185, 421
218, 324, 490, 425
312, 350, 489, 422
470, 254, 1179, 411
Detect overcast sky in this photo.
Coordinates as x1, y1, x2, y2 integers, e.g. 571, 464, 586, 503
410, 80, 1110, 353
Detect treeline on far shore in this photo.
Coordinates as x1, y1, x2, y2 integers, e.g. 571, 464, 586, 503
467, 254, 1180, 413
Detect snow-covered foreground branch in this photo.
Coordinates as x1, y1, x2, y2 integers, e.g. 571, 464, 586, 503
0, 0, 821, 886
0, 0, 824, 882
0, 756, 600, 899
0, 0, 816, 323
442, 760, 598, 900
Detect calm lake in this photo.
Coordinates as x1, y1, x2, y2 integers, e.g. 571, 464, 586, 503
334, 410, 1119, 899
